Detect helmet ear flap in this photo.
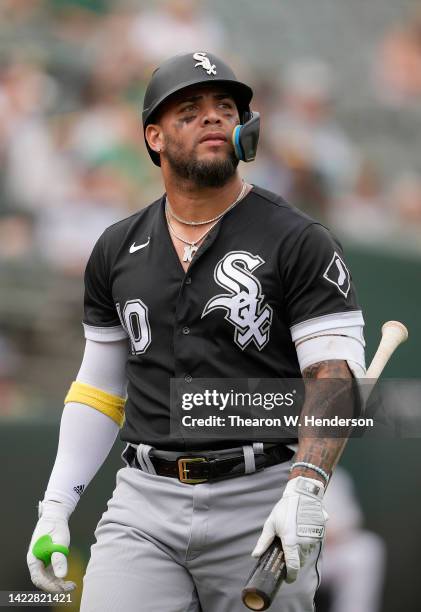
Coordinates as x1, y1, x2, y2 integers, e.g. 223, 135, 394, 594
232, 111, 260, 162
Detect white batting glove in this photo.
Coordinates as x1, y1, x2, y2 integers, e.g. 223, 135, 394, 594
252, 476, 328, 583
27, 500, 76, 593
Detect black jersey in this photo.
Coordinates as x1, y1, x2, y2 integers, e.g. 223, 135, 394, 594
83, 185, 363, 450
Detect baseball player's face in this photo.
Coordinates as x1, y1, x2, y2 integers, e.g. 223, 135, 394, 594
148, 85, 241, 187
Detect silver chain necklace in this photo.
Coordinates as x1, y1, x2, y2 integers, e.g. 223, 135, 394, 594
166, 181, 248, 226
166, 213, 220, 262
165, 182, 249, 262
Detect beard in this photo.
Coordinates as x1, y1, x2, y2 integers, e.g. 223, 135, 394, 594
163, 136, 239, 188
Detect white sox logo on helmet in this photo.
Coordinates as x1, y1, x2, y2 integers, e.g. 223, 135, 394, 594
193, 52, 217, 75
202, 251, 273, 350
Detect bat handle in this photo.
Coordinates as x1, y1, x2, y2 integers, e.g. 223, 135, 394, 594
242, 537, 286, 610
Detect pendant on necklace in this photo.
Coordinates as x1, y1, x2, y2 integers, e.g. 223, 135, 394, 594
183, 244, 198, 262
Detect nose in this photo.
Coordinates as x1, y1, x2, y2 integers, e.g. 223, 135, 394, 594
201, 106, 222, 126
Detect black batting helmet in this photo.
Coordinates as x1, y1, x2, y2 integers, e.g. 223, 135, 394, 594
142, 51, 254, 166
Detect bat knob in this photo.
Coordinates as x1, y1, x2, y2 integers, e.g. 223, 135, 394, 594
381, 321, 408, 342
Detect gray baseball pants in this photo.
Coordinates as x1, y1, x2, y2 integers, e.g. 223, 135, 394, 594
80, 444, 321, 612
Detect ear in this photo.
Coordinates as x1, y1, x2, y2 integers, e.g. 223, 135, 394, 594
145, 124, 164, 154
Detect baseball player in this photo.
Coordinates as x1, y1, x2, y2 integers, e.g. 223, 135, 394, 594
27, 52, 366, 612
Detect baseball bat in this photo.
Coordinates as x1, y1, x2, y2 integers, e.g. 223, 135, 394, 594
241, 537, 286, 611
365, 320, 408, 379
360, 320, 408, 408
241, 320, 408, 611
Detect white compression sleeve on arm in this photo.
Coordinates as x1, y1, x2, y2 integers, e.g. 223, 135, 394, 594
75, 337, 128, 397
43, 338, 129, 514
44, 403, 119, 514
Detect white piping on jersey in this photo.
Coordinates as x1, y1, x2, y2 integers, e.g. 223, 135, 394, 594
83, 322, 128, 342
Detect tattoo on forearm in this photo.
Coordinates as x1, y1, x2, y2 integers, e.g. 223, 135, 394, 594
302, 360, 350, 379
292, 360, 354, 483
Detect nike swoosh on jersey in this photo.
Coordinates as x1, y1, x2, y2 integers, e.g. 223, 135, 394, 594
129, 237, 151, 253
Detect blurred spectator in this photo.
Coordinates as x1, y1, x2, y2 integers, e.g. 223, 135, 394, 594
66, 82, 136, 158
63, 77, 159, 207
329, 159, 395, 242
0, 333, 23, 416
0, 0, 45, 24
274, 142, 330, 222
87, 13, 149, 95
269, 59, 360, 199
127, 0, 226, 64
390, 172, 421, 242
249, 137, 330, 223
0, 212, 34, 260
374, 5, 421, 107
243, 140, 292, 197
316, 467, 386, 612
35, 162, 130, 275
0, 61, 73, 211
243, 80, 295, 198
47, 0, 110, 44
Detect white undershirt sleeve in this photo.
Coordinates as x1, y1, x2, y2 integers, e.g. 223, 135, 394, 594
43, 338, 129, 514
291, 312, 366, 378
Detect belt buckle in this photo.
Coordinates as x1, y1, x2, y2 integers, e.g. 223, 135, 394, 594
177, 457, 208, 484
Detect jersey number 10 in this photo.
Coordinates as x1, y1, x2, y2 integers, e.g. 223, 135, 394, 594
116, 299, 151, 355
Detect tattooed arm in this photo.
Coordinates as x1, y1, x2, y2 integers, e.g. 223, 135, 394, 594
290, 359, 354, 484
251, 359, 355, 574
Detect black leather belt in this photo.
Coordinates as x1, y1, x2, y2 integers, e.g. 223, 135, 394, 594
123, 444, 294, 485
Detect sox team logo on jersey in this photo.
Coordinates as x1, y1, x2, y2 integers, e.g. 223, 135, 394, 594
202, 251, 273, 350
193, 52, 217, 75
323, 251, 351, 298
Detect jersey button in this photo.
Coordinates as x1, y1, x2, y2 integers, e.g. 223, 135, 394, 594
185, 277, 192, 285
182, 326, 190, 335
184, 374, 192, 383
